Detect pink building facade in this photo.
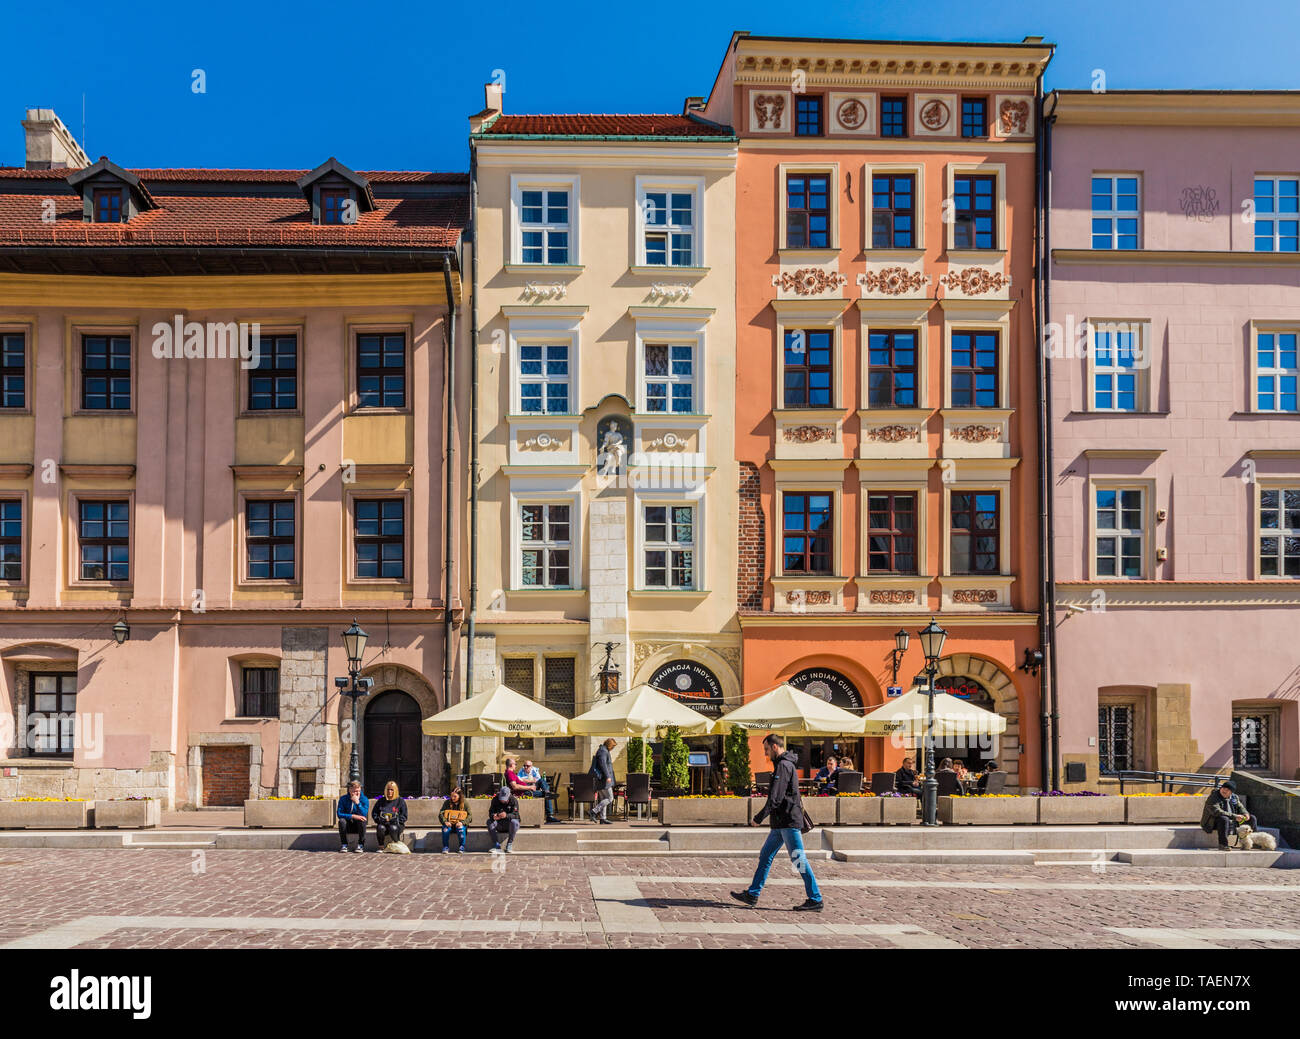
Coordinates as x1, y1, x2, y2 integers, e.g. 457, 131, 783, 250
0, 114, 469, 806
1048, 92, 1300, 789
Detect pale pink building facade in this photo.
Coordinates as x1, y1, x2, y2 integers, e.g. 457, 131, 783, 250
1048, 92, 1300, 789
0, 113, 469, 806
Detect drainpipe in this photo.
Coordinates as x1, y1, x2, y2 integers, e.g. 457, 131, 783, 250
1043, 93, 1061, 792
462, 141, 480, 780
442, 256, 457, 782
1036, 87, 1061, 792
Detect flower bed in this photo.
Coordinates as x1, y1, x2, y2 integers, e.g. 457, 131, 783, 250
1035, 793, 1124, 825
0, 799, 91, 829
939, 795, 1036, 825
1124, 794, 1201, 824
244, 798, 333, 828
659, 796, 748, 826
94, 798, 161, 829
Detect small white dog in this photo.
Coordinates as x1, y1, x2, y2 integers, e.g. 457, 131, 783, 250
1234, 824, 1278, 851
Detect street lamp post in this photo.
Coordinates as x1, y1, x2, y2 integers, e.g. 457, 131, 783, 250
917, 617, 948, 827
890, 628, 910, 686
334, 620, 372, 789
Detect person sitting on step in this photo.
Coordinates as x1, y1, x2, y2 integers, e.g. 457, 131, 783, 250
439, 786, 472, 853
486, 785, 521, 853
1200, 778, 1257, 850
336, 779, 369, 853
371, 781, 408, 850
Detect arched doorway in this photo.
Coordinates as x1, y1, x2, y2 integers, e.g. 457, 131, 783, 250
787, 667, 865, 776
364, 690, 422, 797
646, 659, 725, 791
934, 675, 998, 770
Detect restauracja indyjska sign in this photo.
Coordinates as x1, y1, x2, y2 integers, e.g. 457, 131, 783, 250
651, 660, 725, 717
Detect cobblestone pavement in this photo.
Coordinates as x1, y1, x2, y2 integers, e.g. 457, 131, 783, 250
0, 849, 1298, 949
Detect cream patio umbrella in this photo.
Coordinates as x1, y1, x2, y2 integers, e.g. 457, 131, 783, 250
420, 684, 569, 737
569, 683, 714, 772
711, 683, 867, 736
860, 688, 1007, 738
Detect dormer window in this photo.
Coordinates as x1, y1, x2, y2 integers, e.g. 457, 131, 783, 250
296, 158, 375, 226
321, 189, 353, 225
94, 188, 123, 223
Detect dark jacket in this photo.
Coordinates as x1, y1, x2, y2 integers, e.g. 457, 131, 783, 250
336, 792, 369, 822
486, 791, 520, 827
370, 796, 407, 827
753, 751, 805, 830
895, 767, 920, 796
591, 744, 614, 785
1200, 791, 1248, 833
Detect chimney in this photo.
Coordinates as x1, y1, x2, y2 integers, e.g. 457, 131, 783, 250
470, 83, 504, 134
22, 109, 88, 170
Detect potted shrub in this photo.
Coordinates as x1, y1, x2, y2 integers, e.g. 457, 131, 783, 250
94, 797, 161, 829
724, 727, 752, 796
659, 727, 690, 796
0, 798, 91, 829
243, 796, 333, 828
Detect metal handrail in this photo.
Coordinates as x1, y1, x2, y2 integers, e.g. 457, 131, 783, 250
1113, 769, 1227, 794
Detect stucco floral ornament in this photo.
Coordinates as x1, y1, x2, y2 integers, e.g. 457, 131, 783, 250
939, 268, 1011, 295
867, 424, 916, 443
950, 424, 1000, 443
774, 268, 848, 295
783, 424, 835, 443
859, 267, 928, 296
998, 99, 1029, 135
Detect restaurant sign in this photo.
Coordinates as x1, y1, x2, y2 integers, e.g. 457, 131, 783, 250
789, 667, 863, 713
650, 660, 725, 717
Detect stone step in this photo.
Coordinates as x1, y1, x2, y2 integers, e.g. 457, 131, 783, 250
1117, 848, 1300, 869
1031, 849, 1116, 864
576, 840, 667, 853
127, 840, 217, 850
835, 849, 1038, 865
823, 825, 1220, 853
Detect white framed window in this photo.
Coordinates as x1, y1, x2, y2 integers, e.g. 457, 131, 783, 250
1258, 485, 1300, 579
1253, 176, 1299, 252
1090, 322, 1144, 412
510, 175, 579, 265
636, 177, 702, 267
1256, 329, 1298, 413
519, 502, 573, 588
1094, 487, 1145, 578
519, 343, 570, 414
642, 503, 696, 589
1091, 174, 1140, 250
643, 342, 695, 413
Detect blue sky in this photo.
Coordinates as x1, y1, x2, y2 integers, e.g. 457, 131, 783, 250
0, 0, 1293, 172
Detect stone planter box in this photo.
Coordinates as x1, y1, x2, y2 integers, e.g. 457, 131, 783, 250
1036, 796, 1125, 825
659, 798, 749, 826
244, 799, 333, 828
1124, 796, 1202, 824
94, 799, 161, 829
469, 796, 544, 828
880, 796, 919, 825
801, 797, 834, 828
0, 800, 92, 829
403, 800, 445, 827
835, 796, 882, 825
938, 795, 1036, 825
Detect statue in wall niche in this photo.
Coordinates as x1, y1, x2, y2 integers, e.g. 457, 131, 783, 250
596, 416, 630, 477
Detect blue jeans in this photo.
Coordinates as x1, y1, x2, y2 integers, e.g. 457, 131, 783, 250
441, 823, 466, 851
747, 827, 821, 903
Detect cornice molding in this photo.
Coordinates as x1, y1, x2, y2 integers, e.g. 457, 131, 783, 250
230, 464, 304, 480
1053, 249, 1300, 269
58, 464, 136, 479
1050, 91, 1300, 127
1056, 581, 1300, 608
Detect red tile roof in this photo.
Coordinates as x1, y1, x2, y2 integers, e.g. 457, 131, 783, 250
0, 168, 469, 249
479, 114, 734, 137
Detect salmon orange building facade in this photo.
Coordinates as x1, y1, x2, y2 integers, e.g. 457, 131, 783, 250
701, 33, 1054, 788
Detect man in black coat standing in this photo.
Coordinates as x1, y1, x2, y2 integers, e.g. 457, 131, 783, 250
731, 733, 823, 912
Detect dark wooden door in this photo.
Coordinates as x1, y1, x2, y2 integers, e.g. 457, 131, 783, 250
363, 690, 422, 797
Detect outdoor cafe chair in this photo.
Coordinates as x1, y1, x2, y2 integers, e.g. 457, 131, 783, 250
935, 771, 962, 797
569, 772, 597, 820
469, 773, 497, 798
870, 771, 896, 795
836, 770, 863, 794
979, 771, 1007, 796
624, 772, 652, 820
753, 771, 772, 795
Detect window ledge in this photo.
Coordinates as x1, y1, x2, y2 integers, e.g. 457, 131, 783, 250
504, 264, 584, 275
778, 248, 840, 262
1230, 411, 1300, 419
946, 249, 1007, 263
508, 587, 586, 595
1066, 410, 1170, 418
861, 248, 926, 263
629, 588, 711, 600
628, 266, 710, 278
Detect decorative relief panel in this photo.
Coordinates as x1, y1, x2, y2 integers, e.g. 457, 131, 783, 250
647, 283, 693, 303
871, 589, 915, 604
773, 268, 849, 296
858, 267, 930, 297
751, 90, 791, 133
913, 94, 957, 137
949, 424, 1000, 444
827, 92, 875, 135
994, 95, 1032, 137
866, 424, 919, 444
521, 432, 566, 451
953, 588, 998, 604
521, 282, 567, 302
938, 268, 1011, 296
782, 424, 835, 444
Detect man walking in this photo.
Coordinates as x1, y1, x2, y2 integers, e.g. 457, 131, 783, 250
732, 733, 823, 912
589, 737, 616, 824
